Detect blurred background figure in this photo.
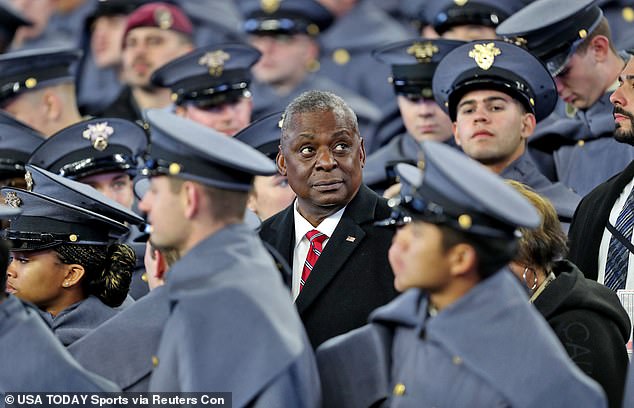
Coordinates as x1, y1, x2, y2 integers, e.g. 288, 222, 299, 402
76, 0, 149, 115
0, 47, 83, 136
98, 2, 194, 124
0, 0, 31, 52
507, 180, 630, 408
315, 0, 410, 108
238, 0, 381, 142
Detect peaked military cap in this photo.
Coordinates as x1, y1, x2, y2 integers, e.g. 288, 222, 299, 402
151, 43, 261, 109
24, 164, 144, 227
373, 38, 465, 99
496, 0, 603, 76
0, 47, 81, 105
123, 1, 193, 39
0, 123, 44, 178
424, 0, 525, 35
141, 109, 277, 191
432, 40, 557, 122
383, 141, 540, 239
1, 187, 129, 251
234, 111, 283, 159
239, 0, 334, 37
28, 118, 148, 180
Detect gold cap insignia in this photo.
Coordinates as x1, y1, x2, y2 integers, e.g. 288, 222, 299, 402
454, 0, 468, 6
169, 163, 181, 175
469, 43, 501, 70
623, 7, 634, 23
198, 50, 231, 77
24, 171, 33, 192
306, 23, 320, 36
154, 7, 173, 30
278, 113, 285, 129
69, 234, 78, 242
422, 88, 433, 98
261, 0, 280, 14
4, 191, 21, 208
508, 36, 527, 48
458, 214, 472, 230
83, 122, 113, 151
407, 41, 439, 63
578, 29, 587, 39
25, 77, 37, 89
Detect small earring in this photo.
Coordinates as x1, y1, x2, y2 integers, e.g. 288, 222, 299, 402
523, 266, 538, 291
63, 282, 69, 287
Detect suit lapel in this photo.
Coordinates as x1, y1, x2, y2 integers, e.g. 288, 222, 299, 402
584, 161, 634, 279
263, 205, 295, 266
295, 185, 379, 314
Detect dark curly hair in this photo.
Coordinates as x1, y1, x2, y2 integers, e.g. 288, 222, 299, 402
55, 243, 135, 307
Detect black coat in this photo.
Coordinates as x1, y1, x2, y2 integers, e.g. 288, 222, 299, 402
534, 260, 631, 408
259, 185, 399, 348
568, 160, 634, 280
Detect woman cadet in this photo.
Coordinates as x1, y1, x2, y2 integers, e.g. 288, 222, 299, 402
2, 176, 135, 346
315, 140, 607, 407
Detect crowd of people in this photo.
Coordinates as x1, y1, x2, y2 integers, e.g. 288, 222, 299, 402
3, 0, 634, 407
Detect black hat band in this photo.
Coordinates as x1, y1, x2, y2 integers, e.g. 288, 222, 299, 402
57, 153, 137, 180
433, 4, 509, 35
0, 66, 72, 103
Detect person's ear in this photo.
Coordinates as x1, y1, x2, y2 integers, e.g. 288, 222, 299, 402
447, 243, 477, 277
276, 149, 287, 176
62, 264, 85, 288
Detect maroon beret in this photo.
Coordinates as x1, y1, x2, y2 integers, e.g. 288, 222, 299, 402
123, 2, 193, 40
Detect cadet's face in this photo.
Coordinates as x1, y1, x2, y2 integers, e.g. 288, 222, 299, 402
79, 172, 134, 209
554, 50, 603, 109
278, 110, 365, 213
388, 222, 451, 292
122, 27, 193, 87
6, 249, 68, 309
453, 90, 533, 168
176, 97, 253, 136
248, 174, 296, 220
610, 59, 634, 145
138, 176, 188, 252
397, 95, 453, 143
441, 25, 497, 41
91, 14, 128, 68
249, 34, 316, 88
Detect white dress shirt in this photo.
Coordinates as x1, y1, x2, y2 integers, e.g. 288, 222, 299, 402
291, 199, 345, 301
598, 177, 634, 289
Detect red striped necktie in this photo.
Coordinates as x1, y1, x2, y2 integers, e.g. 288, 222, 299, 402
300, 229, 328, 291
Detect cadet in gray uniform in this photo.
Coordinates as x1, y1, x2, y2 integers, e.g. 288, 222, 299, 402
138, 110, 319, 405
316, 141, 607, 408
316, 0, 411, 108
238, 0, 381, 143
151, 42, 260, 136
0, 203, 119, 392
0, 47, 83, 137
28, 118, 149, 298
497, 0, 634, 196
364, 38, 463, 192
1, 180, 135, 346
432, 40, 581, 227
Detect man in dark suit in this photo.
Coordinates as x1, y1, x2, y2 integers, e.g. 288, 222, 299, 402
568, 56, 634, 290
259, 90, 398, 348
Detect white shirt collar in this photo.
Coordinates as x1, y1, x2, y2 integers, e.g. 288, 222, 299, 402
293, 199, 346, 247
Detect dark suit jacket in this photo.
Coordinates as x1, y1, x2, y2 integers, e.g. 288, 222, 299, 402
568, 160, 634, 280
259, 184, 398, 348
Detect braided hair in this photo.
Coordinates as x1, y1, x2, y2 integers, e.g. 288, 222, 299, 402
55, 243, 135, 307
